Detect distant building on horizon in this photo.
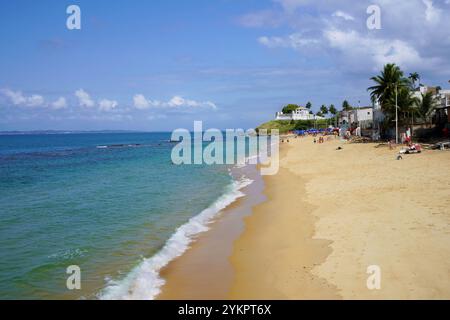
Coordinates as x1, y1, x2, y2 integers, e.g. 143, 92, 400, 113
275, 106, 325, 121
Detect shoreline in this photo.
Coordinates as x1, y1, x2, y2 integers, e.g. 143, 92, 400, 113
156, 164, 267, 299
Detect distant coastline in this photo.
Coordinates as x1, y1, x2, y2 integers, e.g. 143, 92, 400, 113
0, 130, 160, 135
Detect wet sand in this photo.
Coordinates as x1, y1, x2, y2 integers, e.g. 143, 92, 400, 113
157, 165, 266, 299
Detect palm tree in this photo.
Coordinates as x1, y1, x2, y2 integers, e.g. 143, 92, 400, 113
417, 92, 437, 125
342, 100, 352, 111
320, 105, 329, 115
385, 86, 420, 127
305, 102, 312, 110
329, 104, 338, 127
368, 63, 410, 128
409, 72, 420, 89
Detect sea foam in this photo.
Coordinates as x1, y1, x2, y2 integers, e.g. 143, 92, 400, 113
99, 176, 253, 300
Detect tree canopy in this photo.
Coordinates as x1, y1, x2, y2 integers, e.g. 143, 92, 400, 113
342, 100, 352, 111
329, 104, 337, 115
282, 104, 300, 114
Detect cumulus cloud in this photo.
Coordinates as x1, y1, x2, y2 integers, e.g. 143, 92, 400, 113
133, 94, 161, 110
259, 33, 320, 49
0, 89, 45, 107
332, 10, 355, 21
133, 94, 217, 110
323, 27, 427, 70
98, 99, 118, 112
423, 0, 441, 24
247, 0, 450, 74
51, 97, 67, 110
75, 89, 95, 108
167, 96, 217, 109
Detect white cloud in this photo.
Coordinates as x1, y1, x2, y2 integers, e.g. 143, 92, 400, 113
133, 94, 150, 109
51, 97, 67, 110
0, 89, 45, 107
133, 94, 217, 110
167, 96, 217, 109
423, 0, 441, 24
332, 10, 355, 21
75, 89, 95, 108
26, 95, 44, 107
259, 33, 320, 49
324, 27, 425, 70
1, 89, 26, 105
248, 0, 450, 75
133, 94, 161, 110
98, 99, 118, 112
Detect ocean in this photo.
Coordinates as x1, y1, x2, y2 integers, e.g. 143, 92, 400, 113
0, 132, 252, 299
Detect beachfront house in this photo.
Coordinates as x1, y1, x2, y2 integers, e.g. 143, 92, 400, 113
338, 106, 377, 129
412, 85, 450, 126
435, 89, 450, 125
275, 106, 324, 121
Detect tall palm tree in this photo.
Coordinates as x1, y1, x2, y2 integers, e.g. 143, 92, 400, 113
418, 91, 437, 124
342, 100, 352, 111
409, 72, 420, 89
385, 86, 420, 127
329, 104, 337, 127
368, 63, 410, 121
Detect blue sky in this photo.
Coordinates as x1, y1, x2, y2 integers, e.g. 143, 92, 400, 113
1, 0, 450, 131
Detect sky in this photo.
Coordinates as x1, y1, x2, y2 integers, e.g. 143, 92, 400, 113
1, 0, 450, 131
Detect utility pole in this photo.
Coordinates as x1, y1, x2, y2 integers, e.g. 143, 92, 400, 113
395, 84, 399, 144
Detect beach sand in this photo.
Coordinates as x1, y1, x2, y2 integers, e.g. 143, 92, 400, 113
230, 137, 450, 299
159, 136, 450, 299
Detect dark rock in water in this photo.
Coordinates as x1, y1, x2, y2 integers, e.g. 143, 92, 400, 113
336, 147, 343, 150
397, 155, 403, 160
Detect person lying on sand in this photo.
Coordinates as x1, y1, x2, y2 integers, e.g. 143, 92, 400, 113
399, 143, 422, 154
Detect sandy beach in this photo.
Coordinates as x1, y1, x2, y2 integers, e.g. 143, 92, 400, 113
230, 137, 450, 299
159, 136, 450, 300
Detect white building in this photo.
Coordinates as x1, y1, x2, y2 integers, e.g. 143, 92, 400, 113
338, 104, 384, 130
436, 89, 450, 124
339, 107, 373, 126
275, 106, 324, 121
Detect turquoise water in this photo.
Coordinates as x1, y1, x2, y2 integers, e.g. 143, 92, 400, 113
0, 133, 235, 299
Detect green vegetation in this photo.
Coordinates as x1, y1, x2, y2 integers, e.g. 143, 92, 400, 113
367, 63, 433, 128
418, 91, 439, 124
329, 104, 337, 116
282, 104, 300, 114
408, 72, 420, 89
342, 100, 352, 111
257, 119, 329, 134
